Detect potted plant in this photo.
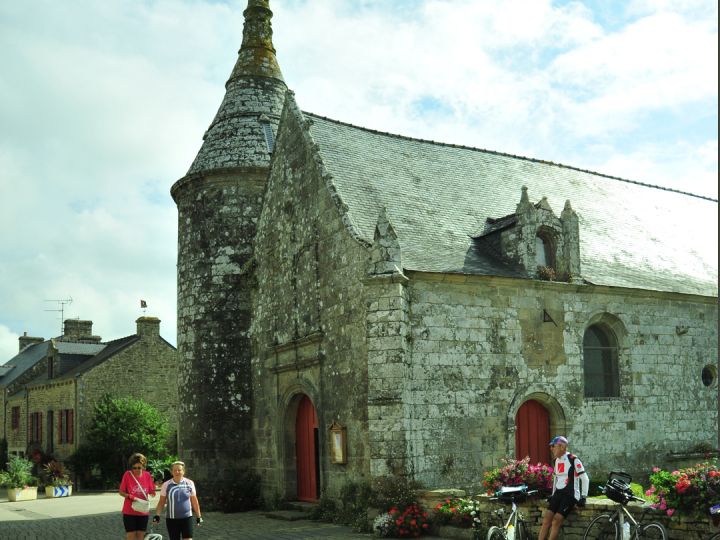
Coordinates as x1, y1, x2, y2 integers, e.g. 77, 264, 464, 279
0, 455, 39, 501
43, 460, 73, 497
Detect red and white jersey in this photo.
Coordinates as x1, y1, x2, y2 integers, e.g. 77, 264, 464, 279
552, 452, 589, 500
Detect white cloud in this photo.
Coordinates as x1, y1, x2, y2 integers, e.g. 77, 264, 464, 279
0, 0, 716, 360
0, 325, 19, 363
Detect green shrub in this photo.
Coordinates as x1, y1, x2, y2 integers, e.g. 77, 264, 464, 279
68, 395, 170, 486
146, 455, 179, 484
308, 491, 338, 521
371, 474, 423, 510
0, 455, 38, 488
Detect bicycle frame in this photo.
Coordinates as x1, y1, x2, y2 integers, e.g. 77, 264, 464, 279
502, 501, 519, 529
492, 501, 524, 537
611, 503, 656, 540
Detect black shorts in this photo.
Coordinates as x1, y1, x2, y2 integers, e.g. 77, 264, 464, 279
548, 490, 576, 517
123, 513, 149, 532
166, 516, 194, 540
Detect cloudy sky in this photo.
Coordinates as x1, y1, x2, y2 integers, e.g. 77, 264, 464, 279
0, 0, 717, 361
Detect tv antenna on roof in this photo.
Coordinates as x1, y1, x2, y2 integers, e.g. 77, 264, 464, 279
44, 297, 73, 336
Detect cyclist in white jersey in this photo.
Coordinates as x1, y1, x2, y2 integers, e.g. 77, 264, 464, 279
153, 461, 203, 540
538, 436, 589, 540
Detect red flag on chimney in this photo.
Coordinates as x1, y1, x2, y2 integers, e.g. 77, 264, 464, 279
140, 300, 147, 308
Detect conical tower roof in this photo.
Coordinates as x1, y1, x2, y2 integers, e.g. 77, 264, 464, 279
184, 0, 287, 177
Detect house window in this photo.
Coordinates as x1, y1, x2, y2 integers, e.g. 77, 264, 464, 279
30, 412, 42, 443
11, 406, 20, 429
583, 325, 619, 398
59, 409, 74, 444
536, 231, 556, 268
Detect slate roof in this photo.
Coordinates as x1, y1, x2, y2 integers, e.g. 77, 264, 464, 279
57, 335, 139, 379
0, 342, 49, 387
0, 341, 107, 388
304, 113, 718, 297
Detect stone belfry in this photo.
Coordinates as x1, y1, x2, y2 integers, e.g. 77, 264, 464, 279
170, 0, 286, 495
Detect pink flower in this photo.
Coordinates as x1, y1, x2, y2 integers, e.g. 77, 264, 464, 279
666, 509, 675, 517
659, 500, 667, 511
652, 467, 661, 472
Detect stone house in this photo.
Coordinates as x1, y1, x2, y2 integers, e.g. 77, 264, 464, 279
172, 0, 718, 503
1, 317, 178, 463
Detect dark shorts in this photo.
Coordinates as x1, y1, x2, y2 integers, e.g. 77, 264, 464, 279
166, 516, 194, 540
548, 490, 576, 517
123, 513, 149, 532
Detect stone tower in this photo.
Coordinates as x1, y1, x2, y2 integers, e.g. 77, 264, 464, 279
170, 0, 286, 494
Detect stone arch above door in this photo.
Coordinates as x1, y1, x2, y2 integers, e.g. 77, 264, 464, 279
507, 391, 567, 462
278, 380, 321, 500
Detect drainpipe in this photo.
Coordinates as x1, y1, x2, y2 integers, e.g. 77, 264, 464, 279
74, 374, 80, 450
25, 385, 29, 453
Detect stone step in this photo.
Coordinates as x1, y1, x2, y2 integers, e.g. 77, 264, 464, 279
263, 510, 310, 521
284, 501, 318, 513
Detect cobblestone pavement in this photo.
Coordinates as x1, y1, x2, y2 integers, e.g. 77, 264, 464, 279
0, 493, 379, 539
0, 510, 378, 539
0, 489, 448, 540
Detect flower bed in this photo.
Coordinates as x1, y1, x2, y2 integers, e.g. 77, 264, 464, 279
482, 457, 553, 495
373, 504, 431, 537
434, 497, 482, 530
647, 460, 720, 518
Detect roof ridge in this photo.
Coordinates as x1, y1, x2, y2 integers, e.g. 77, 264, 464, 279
302, 111, 717, 203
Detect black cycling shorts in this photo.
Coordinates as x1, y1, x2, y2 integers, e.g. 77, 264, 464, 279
548, 490, 576, 517
123, 513, 149, 532
165, 516, 194, 540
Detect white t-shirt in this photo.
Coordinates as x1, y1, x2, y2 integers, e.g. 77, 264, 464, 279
552, 452, 589, 500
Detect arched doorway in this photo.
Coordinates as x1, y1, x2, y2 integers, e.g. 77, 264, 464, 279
515, 399, 551, 465
295, 395, 319, 501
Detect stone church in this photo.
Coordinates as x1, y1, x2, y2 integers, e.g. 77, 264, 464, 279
172, 0, 718, 503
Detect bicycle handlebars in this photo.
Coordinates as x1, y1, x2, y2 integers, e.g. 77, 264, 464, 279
598, 486, 645, 503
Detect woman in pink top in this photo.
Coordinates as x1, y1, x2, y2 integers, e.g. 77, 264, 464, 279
118, 453, 157, 540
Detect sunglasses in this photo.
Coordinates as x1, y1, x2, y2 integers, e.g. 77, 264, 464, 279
132, 466, 143, 470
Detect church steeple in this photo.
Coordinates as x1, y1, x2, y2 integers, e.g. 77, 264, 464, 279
180, 0, 287, 177
170, 0, 288, 502
229, 0, 284, 83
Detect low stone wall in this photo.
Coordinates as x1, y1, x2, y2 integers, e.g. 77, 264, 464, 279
419, 490, 717, 540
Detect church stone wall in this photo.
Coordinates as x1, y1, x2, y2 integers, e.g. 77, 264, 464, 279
252, 103, 371, 499
403, 273, 717, 491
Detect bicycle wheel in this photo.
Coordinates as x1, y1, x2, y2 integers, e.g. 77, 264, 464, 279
638, 522, 667, 539
583, 513, 619, 540
486, 525, 506, 540
707, 533, 720, 540
517, 520, 531, 540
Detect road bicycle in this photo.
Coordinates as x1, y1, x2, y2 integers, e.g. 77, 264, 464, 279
486, 484, 538, 540
583, 472, 667, 540
705, 504, 720, 540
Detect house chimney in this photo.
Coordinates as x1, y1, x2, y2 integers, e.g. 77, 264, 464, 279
136, 316, 160, 338
62, 319, 101, 342
19, 332, 44, 352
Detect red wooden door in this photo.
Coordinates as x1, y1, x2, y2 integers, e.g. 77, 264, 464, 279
515, 400, 551, 465
295, 395, 319, 501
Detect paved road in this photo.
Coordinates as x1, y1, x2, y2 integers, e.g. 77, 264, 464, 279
0, 492, 378, 539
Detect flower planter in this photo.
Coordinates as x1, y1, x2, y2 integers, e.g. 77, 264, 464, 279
45, 485, 72, 498
7, 486, 38, 502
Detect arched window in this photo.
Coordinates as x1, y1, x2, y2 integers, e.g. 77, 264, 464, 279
536, 231, 555, 269
583, 325, 619, 398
